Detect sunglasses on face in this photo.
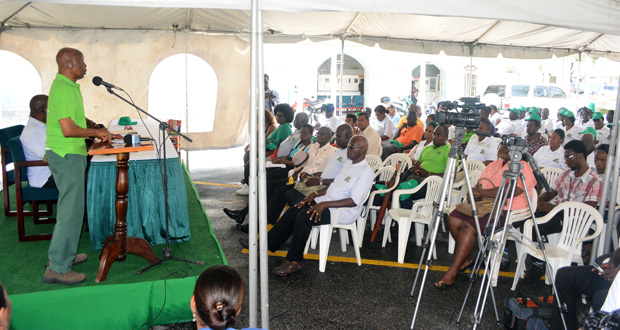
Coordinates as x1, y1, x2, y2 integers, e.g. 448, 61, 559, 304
348, 144, 358, 150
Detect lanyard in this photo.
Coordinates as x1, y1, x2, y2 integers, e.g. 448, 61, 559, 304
566, 176, 584, 200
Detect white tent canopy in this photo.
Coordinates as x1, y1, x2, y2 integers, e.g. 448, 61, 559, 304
2, 0, 620, 59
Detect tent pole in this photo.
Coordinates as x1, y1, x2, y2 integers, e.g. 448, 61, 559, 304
576, 50, 582, 111
257, 11, 270, 330
468, 48, 473, 97
248, 0, 259, 326
330, 51, 337, 111
339, 38, 345, 117
600, 76, 620, 253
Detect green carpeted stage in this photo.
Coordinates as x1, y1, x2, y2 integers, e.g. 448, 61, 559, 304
0, 164, 226, 329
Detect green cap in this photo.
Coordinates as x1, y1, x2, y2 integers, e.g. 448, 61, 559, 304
525, 113, 541, 121
563, 110, 575, 118
518, 106, 526, 112
588, 102, 596, 112
529, 106, 540, 114
592, 112, 604, 120
509, 108, 520, 115
579, 126, 597, 138
118, 116, 137, 125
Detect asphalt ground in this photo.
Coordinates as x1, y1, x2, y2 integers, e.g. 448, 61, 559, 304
151, 148, 590, 330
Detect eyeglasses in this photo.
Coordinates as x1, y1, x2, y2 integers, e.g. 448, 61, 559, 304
347, 144, 358, 150
564, 154, 576, 161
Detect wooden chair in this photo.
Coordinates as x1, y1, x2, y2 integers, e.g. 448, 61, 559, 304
8, 136, 58, 241
0, 124, 24, 216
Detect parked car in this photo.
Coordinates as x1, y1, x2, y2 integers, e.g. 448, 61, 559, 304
481, 83, 583, 119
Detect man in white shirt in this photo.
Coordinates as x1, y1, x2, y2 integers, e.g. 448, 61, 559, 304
356, 112, 382, 157
562, 110, 582, 146
241, 134, 374, 277
580, 127, 598, 169
317, 103, 340, 134
593, 112, 611, 146
19, 94, 55, 188
541, 108, 555, 135
532, 129, 566, 170
554, 108, 567, 130
464, 119, 498, 165
489, 104, 503, 127
496, 108, 523, 136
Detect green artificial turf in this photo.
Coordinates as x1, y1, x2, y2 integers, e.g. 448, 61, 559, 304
0, 163, 226, 295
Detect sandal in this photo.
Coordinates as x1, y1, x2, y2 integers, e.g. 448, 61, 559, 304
434, 280, 453, 291
272, 260, 302, 277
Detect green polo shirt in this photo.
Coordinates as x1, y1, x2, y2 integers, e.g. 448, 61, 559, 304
418, 143, 450, 174
266, 122, 292, 151
46, 73, 87, 157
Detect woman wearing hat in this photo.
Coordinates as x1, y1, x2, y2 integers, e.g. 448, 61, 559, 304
593, 112, 610, 145
562, 110, 582, 146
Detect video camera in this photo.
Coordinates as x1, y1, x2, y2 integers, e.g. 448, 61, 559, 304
501, 134, 526, 148
436, 97, 487, 129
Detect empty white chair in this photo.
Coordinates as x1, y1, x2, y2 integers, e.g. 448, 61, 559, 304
382, 176, 443, 264
383, 153, 412, 176
365, 155, 383, 172
540, 167, 564, 190
356, 166, 398, 247
304, 192, 370, 272
512, 202, 603, 290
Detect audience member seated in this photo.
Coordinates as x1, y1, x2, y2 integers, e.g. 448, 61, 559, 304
551, 248, 620, 330
464, 119, 497, 165
408, 121, 438, 161
387, 104, 401, 134
408, 125, 450, 179
532, 129, 566, 170
191, 265, 260, 330
239, 135, 373, 277
316, 103, 340, 134
19, 94, 55, 188
275, 112, 309, 158
580, 127, 598, 169
523, 113, 548, 156
562, 110, 582, 146
237, 103, 294, 195
372, 105, 395, 141
477, 107, 496, 136
434, 144, 536, 289
225, 125, 331, 230
381, 111, 424, 160
489, 104, 503, 127
525, 140, 603, 281
541, 108, 554, 135
593, 112, 610, 146
425, 114, 436, 125
578, 106, 595, 129
264, 109, 277, 138
356, 112, 382, 157
0, 280, 11, 330
496, 108, 523, 136
396, 105, 424, 131
344, 113, 361, 135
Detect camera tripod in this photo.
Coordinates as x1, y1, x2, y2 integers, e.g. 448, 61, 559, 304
455, 143, 567, 330
409, 126, 498, 329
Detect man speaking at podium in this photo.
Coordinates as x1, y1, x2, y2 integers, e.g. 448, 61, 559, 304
43, 48, 119, 285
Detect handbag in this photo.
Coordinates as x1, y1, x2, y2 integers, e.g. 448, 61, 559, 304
455, 177, 496, 218
294, 178, 325, 197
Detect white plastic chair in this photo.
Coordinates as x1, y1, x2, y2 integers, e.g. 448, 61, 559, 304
465, 159, 486, 173
365, 155, 383, 172
356, 166, 398, 247
383, 153, 412, 176
494, 137, 502, 149
512, 202, 603, 290
304, 191, 371, 272
540, 167, 563, 190
382, 176, 443, 264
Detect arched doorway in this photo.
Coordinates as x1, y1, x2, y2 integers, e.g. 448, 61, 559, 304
148, 53, 218, 133
0, 50, 42, 129
316, 54, 366, 111
412, 63, 443, 110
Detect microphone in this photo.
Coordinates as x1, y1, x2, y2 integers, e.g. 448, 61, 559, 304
92, 76, 123, 91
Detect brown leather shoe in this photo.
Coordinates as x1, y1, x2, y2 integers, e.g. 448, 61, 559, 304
44, 253, 88, 269
43, 268, 86, 285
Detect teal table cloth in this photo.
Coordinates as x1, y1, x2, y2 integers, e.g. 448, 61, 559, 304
86, 158, 191, 250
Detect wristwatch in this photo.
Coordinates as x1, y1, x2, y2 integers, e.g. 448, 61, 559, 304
319, 178, 324, 185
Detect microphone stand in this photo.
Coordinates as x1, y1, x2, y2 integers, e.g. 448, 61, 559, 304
102, 87, 204, 274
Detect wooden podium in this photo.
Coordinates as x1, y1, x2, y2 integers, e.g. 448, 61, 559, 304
89, 141, 159, 282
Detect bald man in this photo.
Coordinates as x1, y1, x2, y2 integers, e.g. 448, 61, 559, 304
240, 135, 374, 277
44, 48, 120, 285
20, 94, 55, 188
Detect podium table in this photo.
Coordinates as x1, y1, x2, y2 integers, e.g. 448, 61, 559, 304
88, 141, 159, 283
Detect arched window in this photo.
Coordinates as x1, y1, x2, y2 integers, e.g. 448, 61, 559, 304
148, 53, 217, 133
0, 50, 42, 129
